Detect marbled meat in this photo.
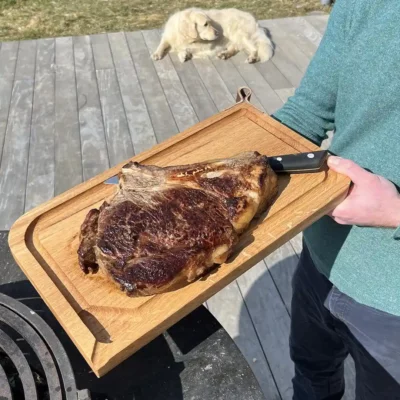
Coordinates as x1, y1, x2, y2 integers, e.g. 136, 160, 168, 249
77, 151, 278, 296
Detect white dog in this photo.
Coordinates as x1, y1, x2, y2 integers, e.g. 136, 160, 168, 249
151, 8, 274, 64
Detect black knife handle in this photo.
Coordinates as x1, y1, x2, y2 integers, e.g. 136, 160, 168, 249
269, 150, 329, 173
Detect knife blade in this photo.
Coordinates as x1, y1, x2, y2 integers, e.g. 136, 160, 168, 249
103, 150, 329, 184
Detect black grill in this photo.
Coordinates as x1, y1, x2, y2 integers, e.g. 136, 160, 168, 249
0, 293, 90, 400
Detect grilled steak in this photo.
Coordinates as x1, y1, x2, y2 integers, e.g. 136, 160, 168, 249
78, 151, 278, 296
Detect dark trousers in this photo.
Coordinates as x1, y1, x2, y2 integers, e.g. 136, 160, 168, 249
291, 243, 400, 400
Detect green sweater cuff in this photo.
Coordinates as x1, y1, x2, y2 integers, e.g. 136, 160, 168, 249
394, 225, 400, 240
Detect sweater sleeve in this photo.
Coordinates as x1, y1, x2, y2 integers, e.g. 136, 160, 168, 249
273, 0, 355, 146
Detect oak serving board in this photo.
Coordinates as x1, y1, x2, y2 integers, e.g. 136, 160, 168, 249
9, 90, 350, 377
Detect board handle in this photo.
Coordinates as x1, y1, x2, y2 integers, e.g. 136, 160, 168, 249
236, 87, 252, 103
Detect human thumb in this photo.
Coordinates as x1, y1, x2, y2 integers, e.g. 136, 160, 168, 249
327, 156, 371, 184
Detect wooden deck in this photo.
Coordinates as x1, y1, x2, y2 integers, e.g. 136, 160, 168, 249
0, 14, 356, 399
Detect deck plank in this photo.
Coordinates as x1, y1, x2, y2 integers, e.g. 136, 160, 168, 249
0, 41, 36, 229
142, 30, 199, 131
275, 87, 296, 103
304, 15, 329, 35
158, 29, 219, 122
210, 58, 264, 110
54, 37, 82, 195
230, 52, 283, 114
192, 57, 234, 112
91, 33, 134, 167
289, 17, 323, 48
237, 261, 294, 400
0, 42, 19, 167
267, 25, 311, 74
108, 32, 157, 153
255, 59, 293, 90
0, 41, 18, 77
262, 39, 305, 87
289, 233, 303, 257
169, 54, 218, 121
25, 38, 55, 211
73, 35, 109, 180
265, 242, 299, 314
270, 45, 306, 85
268, 18, 321, 61
14, 40, 36, 80
207, 282, 281, 400
126, 31, 178, 143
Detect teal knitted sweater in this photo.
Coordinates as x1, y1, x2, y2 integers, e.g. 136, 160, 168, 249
273, 0, 400, 316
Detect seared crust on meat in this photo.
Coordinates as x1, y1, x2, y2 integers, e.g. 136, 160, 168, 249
78, 151, 278, 296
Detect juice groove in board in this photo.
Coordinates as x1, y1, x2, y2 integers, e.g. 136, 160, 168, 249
8, 95, 350, 377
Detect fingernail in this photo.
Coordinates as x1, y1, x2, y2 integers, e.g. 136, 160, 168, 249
328, 156, 342, 166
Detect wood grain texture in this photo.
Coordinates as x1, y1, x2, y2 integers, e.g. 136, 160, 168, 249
169, 54, 218, 121
73, 35, 109, 180
255, 59, 293, 91
192, 57, 233, 112
265, 18, 320, 62
142, 30, 198, 131
25, 38, 55, 212
289, 17, 323, 49
263, 22, 309, 87
8, 96, 350, 377
237, 261, 293, 400
0, 42, 19, 167
305, 15, 329, 35
159, 28, 218, 122
230, 52, 283, 114
14, 40, 37, 80
207, 282, 281, 400
107, 32, 157, 153
270, 45, 305, 87
90, 34, 113, 70
0, 41, 36, 230
263, 20, 312, 74
126, 31, 178, 143
54, 37, 82, 196
91, 34, 134, 167
210, 58, 264, 111
0, 41, 19, 77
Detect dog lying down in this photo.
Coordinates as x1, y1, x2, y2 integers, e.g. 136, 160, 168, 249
151, 8, 274, 64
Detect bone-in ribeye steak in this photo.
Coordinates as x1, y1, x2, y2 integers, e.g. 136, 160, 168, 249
77, 151, 278, 296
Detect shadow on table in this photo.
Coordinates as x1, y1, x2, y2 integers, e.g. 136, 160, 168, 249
0, 280, 218, 400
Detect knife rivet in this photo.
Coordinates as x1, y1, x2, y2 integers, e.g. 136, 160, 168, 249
307, 153, 315, 158
276, 157, 282, 161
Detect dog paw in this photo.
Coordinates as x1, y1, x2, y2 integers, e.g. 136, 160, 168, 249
246, 55, 258, 64
178, 51, 192, 63
151, 52, 163, 61
217, 50, 230, 60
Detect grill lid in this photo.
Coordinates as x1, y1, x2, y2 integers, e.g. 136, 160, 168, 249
0, 293, 90, 400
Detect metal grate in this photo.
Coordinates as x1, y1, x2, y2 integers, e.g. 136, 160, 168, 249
0, 293, 90, 400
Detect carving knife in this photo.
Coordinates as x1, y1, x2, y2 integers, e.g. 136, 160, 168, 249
103, 150, 329, 184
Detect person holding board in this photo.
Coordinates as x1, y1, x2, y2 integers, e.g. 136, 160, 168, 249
273, 0, 400, 398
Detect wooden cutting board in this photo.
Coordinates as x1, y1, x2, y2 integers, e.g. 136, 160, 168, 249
8, 88, 350, 377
